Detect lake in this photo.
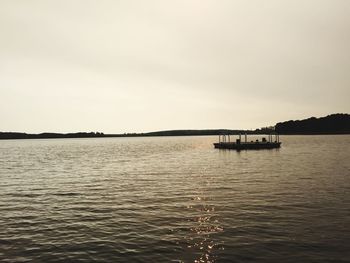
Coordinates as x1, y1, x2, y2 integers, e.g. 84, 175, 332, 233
0, 135, 349, 262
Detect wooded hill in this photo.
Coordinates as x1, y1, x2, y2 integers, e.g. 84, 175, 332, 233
275, 114, 350, 134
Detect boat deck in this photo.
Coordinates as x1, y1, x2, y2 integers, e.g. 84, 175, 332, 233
214, 133, 281, 150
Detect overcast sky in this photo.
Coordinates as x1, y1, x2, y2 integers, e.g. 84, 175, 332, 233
1, 0, 349, 133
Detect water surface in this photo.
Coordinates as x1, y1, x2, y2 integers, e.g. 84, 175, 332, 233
0, 135, 349, 262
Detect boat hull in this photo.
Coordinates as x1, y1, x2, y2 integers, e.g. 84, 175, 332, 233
214, 142, 281, 150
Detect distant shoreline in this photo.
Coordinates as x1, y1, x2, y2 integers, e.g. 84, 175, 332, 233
1, 113, 349, 140
1, 131, 349, 140
0, 130, 257, 140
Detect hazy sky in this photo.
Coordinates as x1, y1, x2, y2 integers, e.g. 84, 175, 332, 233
1, 0, 349, 133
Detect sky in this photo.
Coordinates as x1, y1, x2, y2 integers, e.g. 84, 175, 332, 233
1, 0, 349, 133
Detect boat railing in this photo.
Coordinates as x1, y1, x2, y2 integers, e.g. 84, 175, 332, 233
218, 133, 280, 144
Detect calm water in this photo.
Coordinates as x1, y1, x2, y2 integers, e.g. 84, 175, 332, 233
0, 135, 349, 262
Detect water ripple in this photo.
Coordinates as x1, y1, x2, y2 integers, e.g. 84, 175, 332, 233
0, 136, 349, 262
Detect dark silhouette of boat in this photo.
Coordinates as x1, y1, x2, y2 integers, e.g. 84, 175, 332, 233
214, 133, 281, 150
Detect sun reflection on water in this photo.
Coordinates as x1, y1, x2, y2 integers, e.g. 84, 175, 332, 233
183, 195, 224, 263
